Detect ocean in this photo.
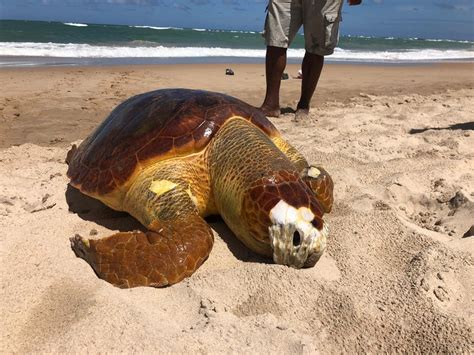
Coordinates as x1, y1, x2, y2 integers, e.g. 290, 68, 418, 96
0, 19, 473, 67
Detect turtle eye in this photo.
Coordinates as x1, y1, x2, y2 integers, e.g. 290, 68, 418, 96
292, 230, 301, 246
311, 218, 322, 230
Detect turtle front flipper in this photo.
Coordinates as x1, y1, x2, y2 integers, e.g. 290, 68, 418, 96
301, 166, 334, 213
270, 135, 334, 213
270, 135, 309, 172
70, 213, 213, 288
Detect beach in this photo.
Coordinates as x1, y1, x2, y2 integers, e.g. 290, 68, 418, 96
1, 62, 473, 352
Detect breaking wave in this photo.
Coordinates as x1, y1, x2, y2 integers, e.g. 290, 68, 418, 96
63, 23, 88, 27
0, 42, 473, 63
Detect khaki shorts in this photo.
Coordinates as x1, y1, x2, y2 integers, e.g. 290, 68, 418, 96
263, 0, 343, 56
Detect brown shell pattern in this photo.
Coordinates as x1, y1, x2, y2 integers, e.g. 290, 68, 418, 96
67, 89, 278, 195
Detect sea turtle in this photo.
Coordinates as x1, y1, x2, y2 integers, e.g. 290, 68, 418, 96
67, 88, 334, 288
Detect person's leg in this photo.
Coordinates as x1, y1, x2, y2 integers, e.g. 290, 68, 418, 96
294, 0, 342, 120
261, 46, 288, 117
261, 0, 303, 117
297, 51, 324, 112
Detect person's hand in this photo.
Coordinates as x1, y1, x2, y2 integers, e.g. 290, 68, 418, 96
348, 0, 362, 5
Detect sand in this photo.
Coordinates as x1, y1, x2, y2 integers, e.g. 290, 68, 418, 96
1, 62, 473, 353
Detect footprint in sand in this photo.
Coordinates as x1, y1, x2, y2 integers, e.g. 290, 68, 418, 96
409, 247, 469, 312
1, 98, 22, 119
387, 175, 473, 238
0, 195, 15, 217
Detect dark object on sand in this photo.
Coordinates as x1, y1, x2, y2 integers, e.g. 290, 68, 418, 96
281, 73, 289, 80
463, 225, 474, 238
449, 191, 468, 209
226, 68, 234, 75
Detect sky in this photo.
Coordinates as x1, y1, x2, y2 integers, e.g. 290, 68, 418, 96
0, 0, 473, 40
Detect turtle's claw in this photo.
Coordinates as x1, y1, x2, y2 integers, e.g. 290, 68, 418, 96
70, 234, 90, 260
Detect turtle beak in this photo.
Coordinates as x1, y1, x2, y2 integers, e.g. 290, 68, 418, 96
268, 220, 328, 268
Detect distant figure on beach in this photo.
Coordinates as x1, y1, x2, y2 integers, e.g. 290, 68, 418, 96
260, 0, 362, 120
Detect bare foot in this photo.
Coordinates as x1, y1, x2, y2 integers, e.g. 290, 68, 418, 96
293, 108, 309, 122
259, 105, 280, 118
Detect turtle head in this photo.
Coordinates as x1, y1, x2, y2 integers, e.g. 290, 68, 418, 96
268, 199, 328, 268
242, 170, 328, 268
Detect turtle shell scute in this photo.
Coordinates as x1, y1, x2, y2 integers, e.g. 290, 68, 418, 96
67, 89, 278, 195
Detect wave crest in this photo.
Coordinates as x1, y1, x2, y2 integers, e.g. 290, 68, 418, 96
63, 23, 88, 27
0, 42, 473, 62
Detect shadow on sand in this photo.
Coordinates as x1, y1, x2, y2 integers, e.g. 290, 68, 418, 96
65, 183, 145, 232
207, 215, 270, 264
409, 121, 474, 134
280, 106, 296, 115
65, 184, 267, 263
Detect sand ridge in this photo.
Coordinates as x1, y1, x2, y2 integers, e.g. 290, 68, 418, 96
1, 64, 473, 352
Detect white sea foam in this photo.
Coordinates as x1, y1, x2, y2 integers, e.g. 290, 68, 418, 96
425, 38, 473, 44
347, 35, 375, 39
0, 42, 472, 62
132, 25, 183, 30
63, 23, 88, 27
331, 47, 474, 62
347, 35, 473, 44
229, 30, 257, 34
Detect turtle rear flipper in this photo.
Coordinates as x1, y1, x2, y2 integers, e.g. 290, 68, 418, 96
70, 214, 213, 288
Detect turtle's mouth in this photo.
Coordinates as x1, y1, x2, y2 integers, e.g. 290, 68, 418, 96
267, 199, 328, 268
268, 222, 328, 268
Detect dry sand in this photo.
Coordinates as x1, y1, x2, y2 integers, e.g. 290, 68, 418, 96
1, 62, 473, 353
